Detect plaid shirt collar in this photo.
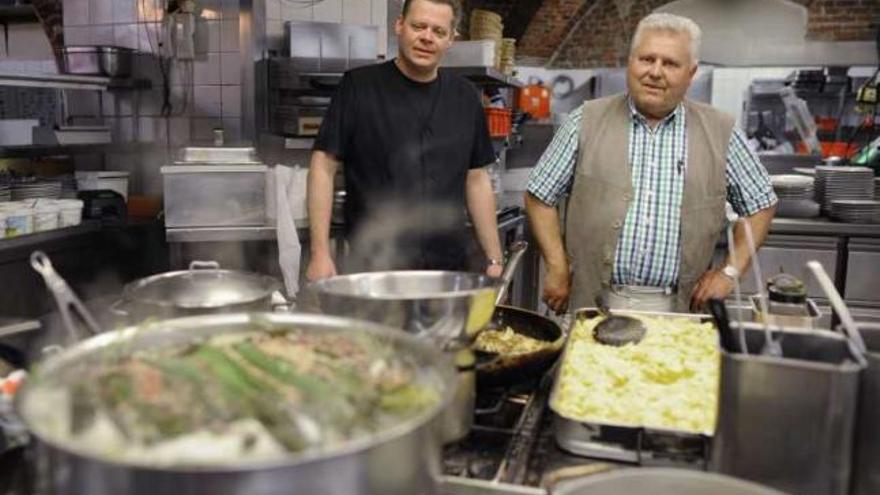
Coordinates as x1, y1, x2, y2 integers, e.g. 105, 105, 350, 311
626, 95, 684, 128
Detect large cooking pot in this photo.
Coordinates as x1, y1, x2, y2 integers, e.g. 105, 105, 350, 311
310, 271, 499, 444
551, 468, 784, 494
16, 312, 456, 495
114, 261, 281, 323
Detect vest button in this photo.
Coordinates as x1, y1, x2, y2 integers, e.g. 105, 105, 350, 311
623, 194, 632, 201
613, 220, 622, 229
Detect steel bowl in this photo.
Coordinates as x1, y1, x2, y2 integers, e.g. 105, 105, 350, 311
310, 270, 500, 349
17, 312, 456, 495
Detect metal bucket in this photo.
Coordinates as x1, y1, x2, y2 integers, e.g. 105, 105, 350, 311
851, 322, 880, 495
711, 324, 865, 495
553, 467, 784, 495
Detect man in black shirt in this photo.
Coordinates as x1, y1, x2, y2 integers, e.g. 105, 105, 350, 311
306, 0, 503, 280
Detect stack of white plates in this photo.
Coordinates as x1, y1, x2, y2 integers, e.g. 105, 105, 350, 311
875, 177, 880, 200
0, 182, 10, 202
11, 179, 62, 200
58, 174, 78, 199
830, 199, 880, 224
771, 174, 814, 200
814, 166, 874, 213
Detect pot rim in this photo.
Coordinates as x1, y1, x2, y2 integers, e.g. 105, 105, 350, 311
311, 270, 500, 301
17, 312, 456, 473
122, 269, 281, 309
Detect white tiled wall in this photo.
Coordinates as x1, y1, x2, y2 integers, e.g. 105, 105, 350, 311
62, 0, 244, 149
264, 0, 388, 55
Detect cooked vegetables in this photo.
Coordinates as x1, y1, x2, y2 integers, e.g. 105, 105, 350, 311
23, 328, 441, 466
473, 327, 554, 355
551, 314, 720, 434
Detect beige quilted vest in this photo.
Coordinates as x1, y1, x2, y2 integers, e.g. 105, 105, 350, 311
564, 94, 734, 312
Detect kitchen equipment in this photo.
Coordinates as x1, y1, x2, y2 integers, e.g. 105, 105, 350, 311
750, 272, 822, 329
112, 261, 282, 324
30, 251, 100, 344
33, 125, 112, 145
440, 40, 497, 67
708, 298, 739, 353
551, 308, 717, 464
312, 271, 499, 443
177, 147, 259, 164
852, 322, 880, 495
474, 241, 564, 387
75, 171, 129, 200
552, 468, 784, 495
161, 164, 267, 228
77, 190, 126, 222
311, 271, 499, 350
15, 312, 456, 495
714, 265, 866, 495
0, 119, 39, 145
61, 46, 133, 77
592, 294, 646, 346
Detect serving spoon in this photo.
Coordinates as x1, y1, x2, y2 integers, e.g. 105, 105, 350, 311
592, 294, 647, 346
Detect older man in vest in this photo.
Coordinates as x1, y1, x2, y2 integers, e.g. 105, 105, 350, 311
525, 13, 777, 314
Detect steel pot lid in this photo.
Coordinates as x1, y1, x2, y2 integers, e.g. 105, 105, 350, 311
123, 261, 280, 309
766, 272, 807, 304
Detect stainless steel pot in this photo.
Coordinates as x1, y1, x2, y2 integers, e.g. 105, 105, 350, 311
61, 46, 133, 77
552, 468, 784, 495
114, 261, 282, 323
17, 312, 456, 495
311, 271, 499, 443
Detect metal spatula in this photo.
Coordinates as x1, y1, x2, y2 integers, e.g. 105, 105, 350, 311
592, 294, 646, 346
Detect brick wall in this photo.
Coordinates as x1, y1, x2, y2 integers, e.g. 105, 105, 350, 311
475, 0, 880, 67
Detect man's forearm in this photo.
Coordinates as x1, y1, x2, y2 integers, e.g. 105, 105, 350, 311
524, 192, 568, 271
727, 205, 776, 274
466, 169, 503, 261
307, 150, 340, 257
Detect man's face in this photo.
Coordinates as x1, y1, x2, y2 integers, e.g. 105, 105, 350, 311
395, 0, 455, 72
626, 29, 697, 120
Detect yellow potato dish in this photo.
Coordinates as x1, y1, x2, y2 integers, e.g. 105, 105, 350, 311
551, 314, 720, 434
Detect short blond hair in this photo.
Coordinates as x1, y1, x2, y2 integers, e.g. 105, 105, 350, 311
631, 13, 702, 64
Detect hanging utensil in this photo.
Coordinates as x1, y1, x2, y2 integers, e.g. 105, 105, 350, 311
592, 294, 647, 346
493, 240, 528, 306
707, 298, 739, 353
30, 251, 101, 344
807, 260, 868, 364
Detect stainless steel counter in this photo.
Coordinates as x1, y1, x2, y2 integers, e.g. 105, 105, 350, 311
771, 218, 880, 237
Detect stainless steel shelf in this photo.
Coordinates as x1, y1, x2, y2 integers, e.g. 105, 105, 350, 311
0, 72, 151, 91
166, 226, 279, 243
0, 142, 161, 158
284, 137, 316, 150
0, 220, 101, 255
771, 217, 880, 237
443, 66, 523, 88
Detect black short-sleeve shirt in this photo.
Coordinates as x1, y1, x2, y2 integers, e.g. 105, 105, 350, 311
314, 60, 495, 271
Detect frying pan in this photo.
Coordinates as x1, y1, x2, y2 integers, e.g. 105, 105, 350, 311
475, 241, 565, 387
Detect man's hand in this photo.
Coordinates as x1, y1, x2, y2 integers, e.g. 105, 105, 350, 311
306, 252, 337, 282
691, 268, 735, 311
543, 265, 571, 314
486, 263, 503, 278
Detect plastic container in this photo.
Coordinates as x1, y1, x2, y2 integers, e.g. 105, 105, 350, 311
33, 203, 60, 232
5, 207, 34, 237
75, 171, 130, 201
56, 199, 84, 227
484, 107, 512, 137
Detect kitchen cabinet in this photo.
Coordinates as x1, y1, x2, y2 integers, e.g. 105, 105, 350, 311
736, 233, 839, 298
845, 237, 880, 304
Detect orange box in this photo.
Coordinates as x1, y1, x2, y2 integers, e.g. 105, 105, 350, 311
484, 107, 512, 137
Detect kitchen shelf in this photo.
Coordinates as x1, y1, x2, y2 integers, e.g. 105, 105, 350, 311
0, 220, 101, 263
0, 142, 159, 158
0, 72, 151, 91
443, 66, 523, 88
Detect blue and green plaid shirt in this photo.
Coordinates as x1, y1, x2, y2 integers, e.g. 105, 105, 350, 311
527, 98, 777, 288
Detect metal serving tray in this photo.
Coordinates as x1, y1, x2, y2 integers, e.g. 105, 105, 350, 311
549, 308, 716, 464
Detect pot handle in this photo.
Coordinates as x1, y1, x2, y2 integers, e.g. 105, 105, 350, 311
30, 251, 101, 343
189, 260, 221, 271
495, 240, 529, 306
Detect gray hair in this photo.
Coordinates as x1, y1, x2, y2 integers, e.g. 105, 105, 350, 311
630, 13, 702, 65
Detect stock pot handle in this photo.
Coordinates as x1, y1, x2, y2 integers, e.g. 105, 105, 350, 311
189, 260, 221, 271
30, 251, 101, 343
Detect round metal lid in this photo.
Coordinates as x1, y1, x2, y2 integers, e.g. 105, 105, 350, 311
123, 262, 280, 309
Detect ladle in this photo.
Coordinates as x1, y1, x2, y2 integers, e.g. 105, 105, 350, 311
592, 294, 647, 346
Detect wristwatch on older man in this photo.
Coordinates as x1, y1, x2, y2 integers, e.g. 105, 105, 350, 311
721, 264, 740, 281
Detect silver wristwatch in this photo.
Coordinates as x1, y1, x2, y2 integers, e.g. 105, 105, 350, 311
721, 264, 740, 280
